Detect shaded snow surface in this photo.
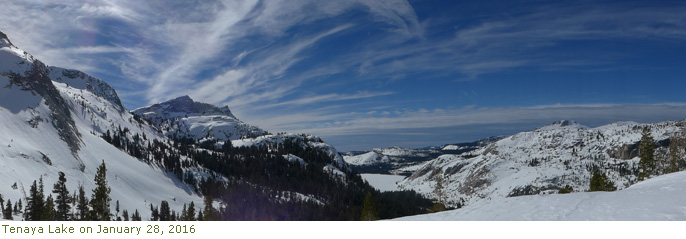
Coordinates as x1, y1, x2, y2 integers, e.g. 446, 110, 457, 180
395, 171, 686, 220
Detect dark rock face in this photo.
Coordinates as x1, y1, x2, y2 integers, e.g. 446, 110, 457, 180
607, 142, 639, 160
0, 31, 8, 42
8, 60, 82, 162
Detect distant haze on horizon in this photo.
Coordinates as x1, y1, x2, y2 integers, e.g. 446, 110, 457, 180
3, 0, 686, 151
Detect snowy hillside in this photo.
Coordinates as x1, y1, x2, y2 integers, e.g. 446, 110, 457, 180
395, 170, 686, 220
344, 137, 502, 175
398, 119, 685, 207
0, 31, 203, 219
132, 95, 266, 142
343, 147, 441, 175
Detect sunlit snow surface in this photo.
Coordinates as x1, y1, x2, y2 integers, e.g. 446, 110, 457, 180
395, 171, 686, 220
361, 174, 406, 192
0, 40, 203, 220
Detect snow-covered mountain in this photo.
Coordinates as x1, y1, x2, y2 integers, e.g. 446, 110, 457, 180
396, 170, 686, 220
1, 30, 374, 221
0, 31, 202, 217
343, 147, 442, 175
343, 137, 504, 175
398, 119, 685, 207
131, 95, 266, 143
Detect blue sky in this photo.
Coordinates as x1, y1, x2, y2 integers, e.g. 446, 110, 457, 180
3, 0, 686, 151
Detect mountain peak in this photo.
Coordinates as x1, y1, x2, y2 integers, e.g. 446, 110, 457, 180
0, 30, 9, 42
132, 95, 237, 120
0, 30, 14, 48
536, 120, 588, 131
171, 95, 193, 103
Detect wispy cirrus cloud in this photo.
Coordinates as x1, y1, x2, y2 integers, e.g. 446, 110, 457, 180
3, 1, 686, 151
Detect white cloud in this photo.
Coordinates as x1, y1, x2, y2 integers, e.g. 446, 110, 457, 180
270, 103, 686, 137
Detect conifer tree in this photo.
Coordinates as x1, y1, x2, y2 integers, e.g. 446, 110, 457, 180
122, 209, 129, 221
115, 200, 121, 221
203, 195, 216, 221
26, 178, 46, 221
43, 195, 56, 220
76, 185, 89, 220
668, 135, 683, 174
3, 200, 12, 220
180, 204, 188, 221
197, 211, 204, 221
132, 209, 142, 221
160, 201, 170, 221
52, 172, 72, 221
360, 192, 379, 221
639, 127, 657, 181
150, 204, 159, 221
186, 201, 196, 221
90, 160, 112, 221
430, 170, 447, 212
590, 168, 617, 192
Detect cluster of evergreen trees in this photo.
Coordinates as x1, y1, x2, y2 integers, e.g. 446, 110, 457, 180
1, 193, 22, 220
0, 161, 147, 221
588, 126, 686, 192
637, 126, 686, 181
98, 125, 433, 220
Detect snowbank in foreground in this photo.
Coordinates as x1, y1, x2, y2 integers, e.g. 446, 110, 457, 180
395, 171, 686, 220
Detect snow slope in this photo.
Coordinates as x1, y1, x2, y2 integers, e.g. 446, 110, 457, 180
399, 119, 685, 207
395, 170, 686, 220
0, 31, 202, 219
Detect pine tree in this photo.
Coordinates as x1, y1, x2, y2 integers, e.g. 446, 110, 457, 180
90, 160, 112, 221
196, 211, 204, 221
558, 185, 574, 194
43, 195, 56, 220
52, 172, 72, 221
115, 200, 121, 221
132, 209, 142, 221
590, 168, 617, 192
203, 195, 216, 221
430, 170, 447, 212
26, 179, 46, 221
122, 209, 129, 221
3, 200, 12, 220
159, 201, 170, 221
668, 135, 683, 174
15, 199, 21, 214
150, 204, 159, 221
186, 201, 196, 221
76, 185, 89, 220
180, 204, 188, 221
360, 192, 379, 221
638, 127, 657, 181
